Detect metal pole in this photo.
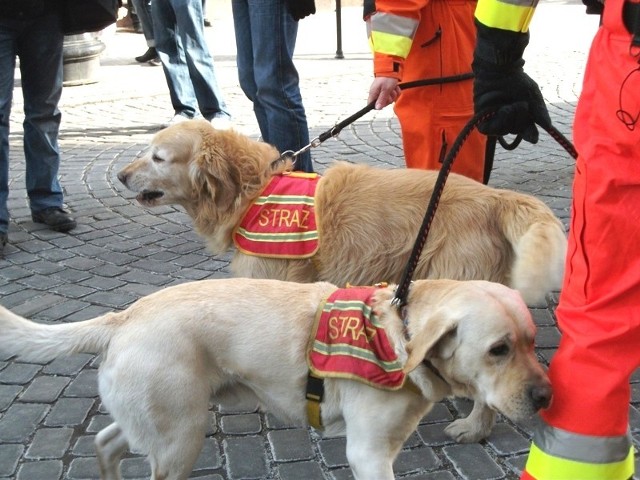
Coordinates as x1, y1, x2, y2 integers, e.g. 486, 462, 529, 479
335, 0, 344, 59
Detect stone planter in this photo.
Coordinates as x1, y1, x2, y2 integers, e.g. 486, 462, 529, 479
62, 33, 106, 87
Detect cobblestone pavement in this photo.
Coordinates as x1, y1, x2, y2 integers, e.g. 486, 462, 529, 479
1, 1, 638, 479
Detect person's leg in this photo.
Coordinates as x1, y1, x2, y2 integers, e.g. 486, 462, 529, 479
174, 0, 230, 121
232, 0, 267, 133
522, 6, 639, 477
152, 0, 198, 118
132, 0, 155, 48
245, 0, 312, 172
0, 19, 17, 236
17, 12, 65, 213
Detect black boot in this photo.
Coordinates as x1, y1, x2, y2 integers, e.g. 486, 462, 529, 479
135, 47, 158, 63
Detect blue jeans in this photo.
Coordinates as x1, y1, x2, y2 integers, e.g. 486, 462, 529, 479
0, 12, 65, 234
231, 0, 313, 172
131, 0, 155, 47
152, 0, 231, 121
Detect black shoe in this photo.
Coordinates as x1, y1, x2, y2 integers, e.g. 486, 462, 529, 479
0, 232, 6, 253
135, 47, 158, 63
31, 207, 77, 232
204, 18, 212, 27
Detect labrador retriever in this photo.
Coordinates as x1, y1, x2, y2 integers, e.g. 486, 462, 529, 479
117, 120, 567, 307
0, 277, 551, 480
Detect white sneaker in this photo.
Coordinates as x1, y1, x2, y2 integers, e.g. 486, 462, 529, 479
163, 114, 191, 128
210, 116, 233, 131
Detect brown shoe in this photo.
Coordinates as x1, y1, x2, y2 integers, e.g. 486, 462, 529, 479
31, 207, 77, 232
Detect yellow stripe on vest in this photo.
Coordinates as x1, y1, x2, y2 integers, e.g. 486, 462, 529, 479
526, 442, 635, 480
475, 0, 537, 33
369, 31, 413, 59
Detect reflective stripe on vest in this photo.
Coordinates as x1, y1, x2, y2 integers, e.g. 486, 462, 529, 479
524, 424, 635, 480
367, 12, 419, 59
475, 0, 538, 32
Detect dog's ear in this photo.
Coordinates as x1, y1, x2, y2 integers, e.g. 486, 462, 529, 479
193, 136, 241, 211
403, 311, 458, 373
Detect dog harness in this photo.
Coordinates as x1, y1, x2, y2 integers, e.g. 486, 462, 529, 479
234, 172, 320, 258
305, 286, 409, 428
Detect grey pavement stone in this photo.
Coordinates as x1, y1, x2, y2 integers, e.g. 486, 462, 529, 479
406, 472, 457, 480
67, 456, 100, 480
268, 428, 314, 462
218, 398, 258, 415
25, 428, 74, 459
12, 294, 67, 318
82, 290, 139, 309
393, 446, 441, 475
223, 436, 268, 479
403, 431, 424, 449
329, 468, 354, 480
193, 437, 224, 472
16, 459, 64, 480
43, 354, 93, 376
534, 326, 562, 348
120, 457, 151, 478
220, 413, 262, 435
278, 460, 327, 480
318, 437, 349, 469
36, 299, 93, 321
79, 275, 126, 291
0, 404, 49, 442
0, 363, 42, 385
422, 403, 455, 424
485, 423, 531, 456
265, 413, 299, 430
0, 385, 22, 412
17, 274, 66, 290
417, 423, 456, 448
19, 375, 71, 403
443, 444, 504, 480
63, 370, 99, 398
0, 288, 42, 309
45, 398, 95, 427
504, 454, 527, 478
86, 414, 113, 434
71, 435, 97, 457
0, 444, 25, 477
50, 268, 93, 284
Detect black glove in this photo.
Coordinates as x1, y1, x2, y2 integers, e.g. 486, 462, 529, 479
285, 0, 316, 21
582, 0, 604, 15
472, 21, 551, 144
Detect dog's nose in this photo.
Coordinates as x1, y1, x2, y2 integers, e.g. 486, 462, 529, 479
117, 171, 128, 185
529, 384, 553, 411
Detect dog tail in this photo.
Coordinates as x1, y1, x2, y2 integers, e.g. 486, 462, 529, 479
503, 206, 567, 306
0, 304, 116, 362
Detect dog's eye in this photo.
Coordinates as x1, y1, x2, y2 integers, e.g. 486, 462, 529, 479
489, 343, 510, 357
152, 153, 164, 163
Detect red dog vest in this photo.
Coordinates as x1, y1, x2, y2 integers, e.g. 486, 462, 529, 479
308, 286, 406, 390
234, 172, 320, 258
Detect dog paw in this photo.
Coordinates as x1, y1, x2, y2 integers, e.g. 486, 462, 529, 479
444, 418, 491, 443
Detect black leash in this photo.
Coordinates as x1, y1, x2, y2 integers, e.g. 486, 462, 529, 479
399, 72, 474, 91
273, 101, 377, 168
391, 113, 578, 309
275, 73, 475, 167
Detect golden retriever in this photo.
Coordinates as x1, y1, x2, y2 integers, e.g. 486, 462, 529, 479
0, 278, 551, 480
117, 120, 567, 306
